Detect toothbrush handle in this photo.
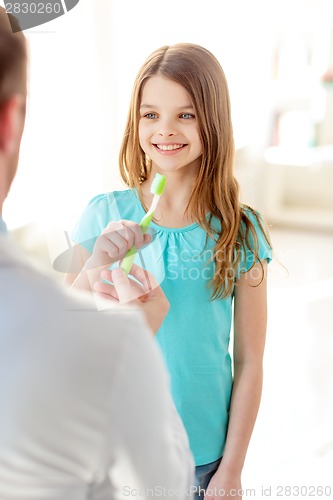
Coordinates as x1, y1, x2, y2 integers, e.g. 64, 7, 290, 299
120, 246, 138, 275
120, 212, 153, 275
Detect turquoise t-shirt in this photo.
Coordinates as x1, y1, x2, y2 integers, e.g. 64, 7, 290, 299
72, 189, 272, 466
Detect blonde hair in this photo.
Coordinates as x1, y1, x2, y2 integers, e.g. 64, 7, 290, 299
119, 43, 271, 299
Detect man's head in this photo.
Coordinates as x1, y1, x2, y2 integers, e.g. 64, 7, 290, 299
0, 7, 27, 213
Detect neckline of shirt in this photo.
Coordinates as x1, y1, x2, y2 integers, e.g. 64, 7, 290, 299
131, 188, 201, 234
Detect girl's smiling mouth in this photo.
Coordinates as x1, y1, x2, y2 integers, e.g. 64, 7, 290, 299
153, 143, 188, 153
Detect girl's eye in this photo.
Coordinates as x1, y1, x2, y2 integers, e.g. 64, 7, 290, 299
180, 113, 195, 119
144, 113, 158, 119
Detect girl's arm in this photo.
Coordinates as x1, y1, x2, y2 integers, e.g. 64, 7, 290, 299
207, 260, 268, 497
222, 260, 268, 473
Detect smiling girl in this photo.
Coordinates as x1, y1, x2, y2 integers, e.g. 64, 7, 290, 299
66, 44, 272, 500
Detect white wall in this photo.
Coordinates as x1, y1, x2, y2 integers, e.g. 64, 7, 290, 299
2, 0, 333, 233
2, 0, 104, 231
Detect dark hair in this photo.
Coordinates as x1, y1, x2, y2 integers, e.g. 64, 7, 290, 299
0, 7, 27, 104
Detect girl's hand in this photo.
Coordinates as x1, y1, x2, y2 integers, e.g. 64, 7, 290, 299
85, 220, 151, 270
93, 264, 170, 334
204, 468, 242, 500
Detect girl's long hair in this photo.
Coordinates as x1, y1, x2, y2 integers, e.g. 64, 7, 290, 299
119, 43, 271, 299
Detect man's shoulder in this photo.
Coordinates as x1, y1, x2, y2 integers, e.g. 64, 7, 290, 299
0, 234, 149, 348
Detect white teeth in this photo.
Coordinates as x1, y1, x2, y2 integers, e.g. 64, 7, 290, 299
156, 144, 184, 151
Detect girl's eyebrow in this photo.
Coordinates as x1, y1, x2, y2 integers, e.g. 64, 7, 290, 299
140, 104, 194, 109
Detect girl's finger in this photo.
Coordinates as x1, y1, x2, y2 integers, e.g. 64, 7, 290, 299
118, 222, 136, 250
102, 220, 126, 234
102, 221, 136, 252
106, 220, 141, 248
120, 220, 145, 248
104, 230, 134, 256
102, 220, 152, 253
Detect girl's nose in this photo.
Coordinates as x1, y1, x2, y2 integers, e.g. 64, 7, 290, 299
158, 119, 176, 137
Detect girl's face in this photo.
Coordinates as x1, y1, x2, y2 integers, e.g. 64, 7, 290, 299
138, 75, 203, 175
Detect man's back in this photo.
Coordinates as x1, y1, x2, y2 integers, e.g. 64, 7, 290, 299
0, 234, 194, 499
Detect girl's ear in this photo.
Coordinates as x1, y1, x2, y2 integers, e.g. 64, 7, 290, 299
0, 95, 26, 154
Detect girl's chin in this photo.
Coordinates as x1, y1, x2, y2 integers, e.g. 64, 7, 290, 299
151, 162, 185, 172
150, 160, 202, 175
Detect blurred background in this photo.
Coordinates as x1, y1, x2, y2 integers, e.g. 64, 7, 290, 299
1, 0, 332, 497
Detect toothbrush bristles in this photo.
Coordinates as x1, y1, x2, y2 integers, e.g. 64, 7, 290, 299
150, 173, 166, 196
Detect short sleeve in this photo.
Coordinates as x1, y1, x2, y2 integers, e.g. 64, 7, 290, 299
236, 208, 272, 278
71, 193, 118, 253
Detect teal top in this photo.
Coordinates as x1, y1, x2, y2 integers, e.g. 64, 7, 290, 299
72, 189, 272, 466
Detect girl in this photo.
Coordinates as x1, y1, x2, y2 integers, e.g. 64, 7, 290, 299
65, 43, 272, 500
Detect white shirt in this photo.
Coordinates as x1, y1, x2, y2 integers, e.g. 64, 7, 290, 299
0, 216, 7, 233
0, 233, 194, 499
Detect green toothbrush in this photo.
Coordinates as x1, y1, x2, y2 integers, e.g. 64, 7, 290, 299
120, 173, 167, 275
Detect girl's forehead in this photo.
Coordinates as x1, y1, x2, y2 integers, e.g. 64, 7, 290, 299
140, 75, 191, 104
